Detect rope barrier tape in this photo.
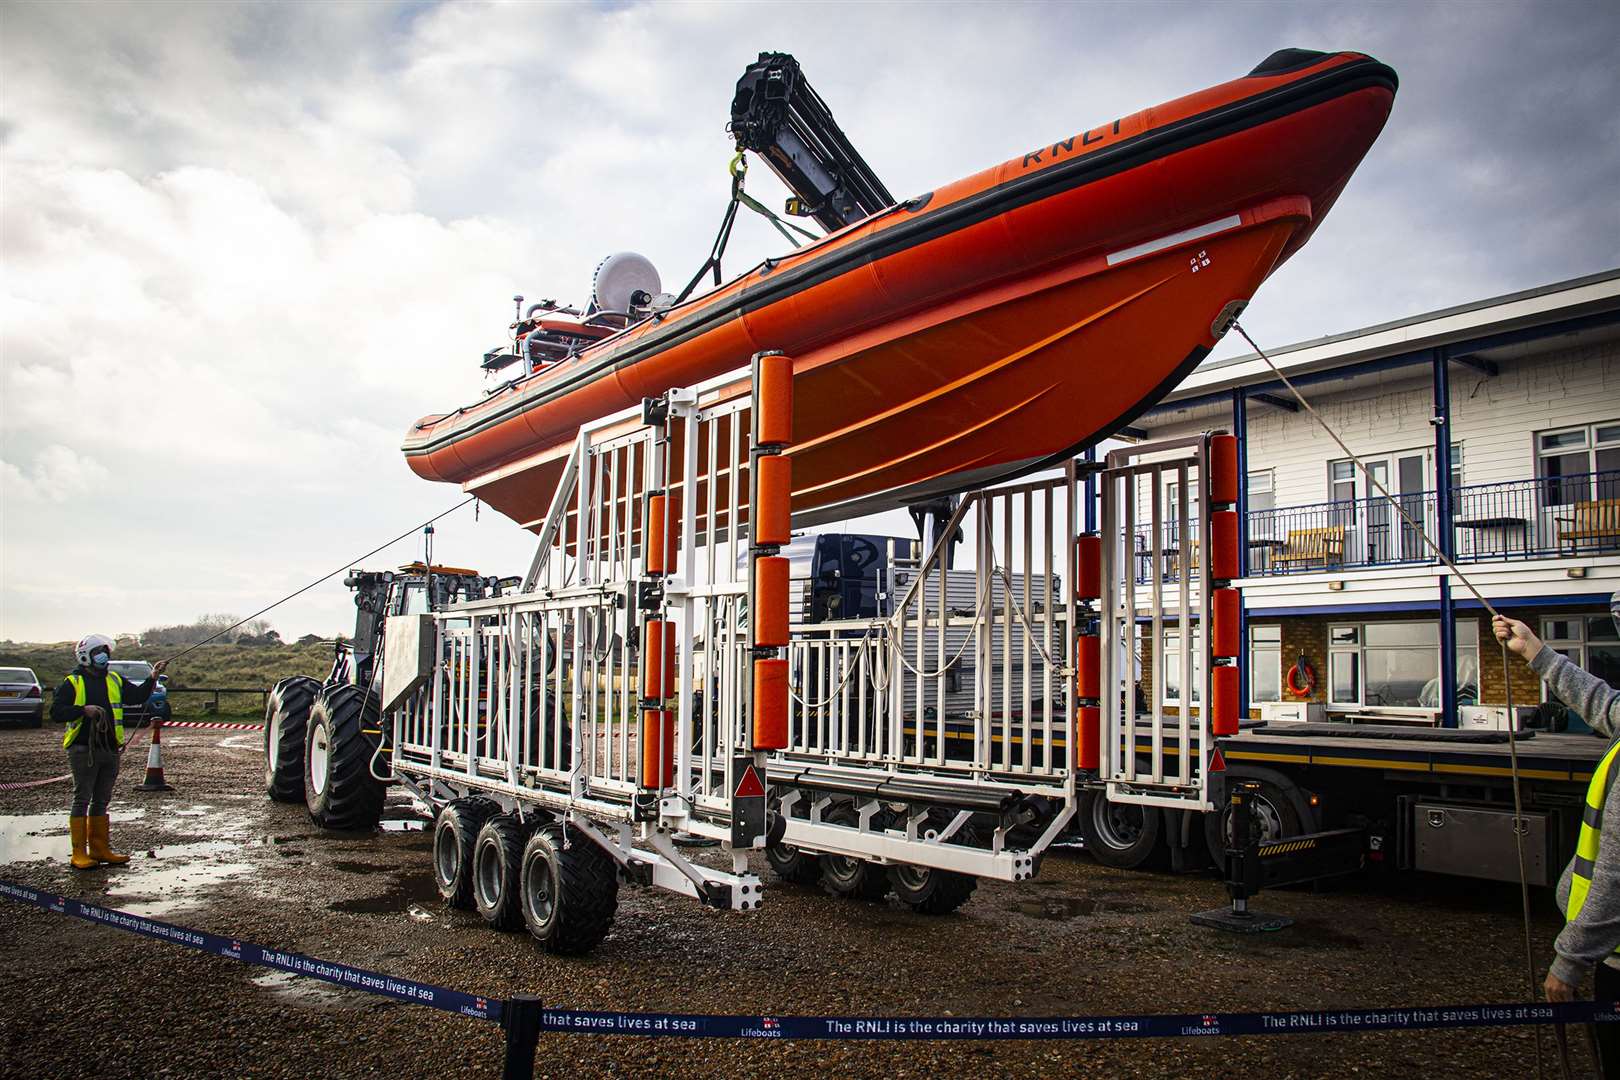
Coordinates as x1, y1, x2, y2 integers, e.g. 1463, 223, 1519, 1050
161, 721, 264, 732
3, 878, 1616, 1042
0, 774, 72, 792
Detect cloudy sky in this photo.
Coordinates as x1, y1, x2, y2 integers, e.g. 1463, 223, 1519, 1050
3, 0, 1617, 644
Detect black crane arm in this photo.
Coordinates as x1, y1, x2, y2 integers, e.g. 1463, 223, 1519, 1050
728, 52, 894, 233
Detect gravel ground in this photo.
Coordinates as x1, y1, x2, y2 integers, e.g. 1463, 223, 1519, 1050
0, 722, 1589, 1079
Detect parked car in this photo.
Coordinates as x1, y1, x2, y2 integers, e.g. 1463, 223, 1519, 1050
107, 660, 171, 727
0, 667, 44, 728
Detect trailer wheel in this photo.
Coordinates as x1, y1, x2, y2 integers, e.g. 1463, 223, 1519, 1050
764, 805, 821, 885
304, 684, 387, 831
819, 805, 891, 901
521, 824, 619, 955
1077, 789, 1162, 870
1203, 771, 1309, 873
472, 814, 531, 931
888, 813, 978, 915
433, 798, 497, 910
264, 676, 320, 803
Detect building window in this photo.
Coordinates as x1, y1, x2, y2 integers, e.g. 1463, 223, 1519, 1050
1541, 615, 1620, 734
1537, 421, 1620, 506
1325, 620, 1479, 710
1160, 627, 1202, 705
1247, 470, 1275, 513
1249, 625, 1281, 704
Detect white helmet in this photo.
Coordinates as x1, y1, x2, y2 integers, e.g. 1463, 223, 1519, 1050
75, 634, 115, 668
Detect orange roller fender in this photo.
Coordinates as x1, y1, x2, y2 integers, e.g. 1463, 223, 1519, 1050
1210, 510, 1240, 580
1208, 434, 1239, 506
753, 658, 789, 750
1077, 705, 1100, 771
755, 351, 794, 447
754, 454, 792, 546
640, 709, 675, 789
1076, 634, 1101, 700
1211, 588, 1241, 659
1075, 534, 1101, 601
753, 556, 790, 647
641, 620, 675, 701
1210, 665, 1241, 736
646, 494, 668, 576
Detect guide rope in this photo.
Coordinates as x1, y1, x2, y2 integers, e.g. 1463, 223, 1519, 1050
1231, 320, 1548, 1077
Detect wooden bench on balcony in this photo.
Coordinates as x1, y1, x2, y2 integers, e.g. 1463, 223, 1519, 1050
1556, 499, 1620, 553
1270, 525, 1347, 569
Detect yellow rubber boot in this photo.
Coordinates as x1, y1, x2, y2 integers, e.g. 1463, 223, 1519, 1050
69, 816, 97, 870
87, 815, 130, 866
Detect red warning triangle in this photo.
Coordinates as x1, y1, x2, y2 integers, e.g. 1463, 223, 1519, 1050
1208, 748, 1227, 774
734, 763, 766, 800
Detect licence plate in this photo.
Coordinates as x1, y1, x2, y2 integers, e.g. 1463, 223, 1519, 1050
0, 691, 19, 698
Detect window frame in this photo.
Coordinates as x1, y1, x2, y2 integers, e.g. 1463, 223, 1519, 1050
1248, 624, 1282, 706
1324, 619, 1478, 713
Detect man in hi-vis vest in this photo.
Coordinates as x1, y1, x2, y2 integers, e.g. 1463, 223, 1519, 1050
1496, 593, 1620, 1072
50, 634, 165, 869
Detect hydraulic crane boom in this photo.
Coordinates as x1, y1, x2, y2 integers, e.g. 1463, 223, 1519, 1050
728, 52, 895, 232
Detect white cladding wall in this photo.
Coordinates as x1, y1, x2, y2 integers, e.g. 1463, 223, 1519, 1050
1139, 337, 1620, 514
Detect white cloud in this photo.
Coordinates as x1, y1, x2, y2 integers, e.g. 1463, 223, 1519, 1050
3, 0, 1617, 641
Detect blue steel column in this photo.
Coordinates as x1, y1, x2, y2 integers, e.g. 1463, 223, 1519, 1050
1232, 387, 1250, 713
1083, 446, 1097, 533
1434, 348, 1458, 726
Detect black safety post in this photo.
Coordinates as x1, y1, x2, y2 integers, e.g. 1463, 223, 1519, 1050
501, 995, 544, 1080
1190, 782, 1293, 933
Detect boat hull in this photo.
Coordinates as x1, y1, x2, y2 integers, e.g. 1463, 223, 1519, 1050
405, 50, 1396, 530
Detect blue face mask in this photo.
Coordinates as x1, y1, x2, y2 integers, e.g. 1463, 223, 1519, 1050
90, 652, 110, 671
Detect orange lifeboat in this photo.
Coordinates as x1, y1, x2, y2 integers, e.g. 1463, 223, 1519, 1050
404, 49, 1396, 529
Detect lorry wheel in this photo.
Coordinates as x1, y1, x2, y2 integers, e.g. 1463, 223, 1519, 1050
889, 812, 978, 915
304, 684, 387, 831
819, 805, 891, 901
434, 798, 497, 909
520, 824, 619, 955
1077, 789, 1162, 870
265, 676, 320, 803
1203, 771, 1309, 873
472, 814, 531, 931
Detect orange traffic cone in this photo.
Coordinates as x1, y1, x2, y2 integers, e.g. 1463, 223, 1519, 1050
136, 719, 174, 792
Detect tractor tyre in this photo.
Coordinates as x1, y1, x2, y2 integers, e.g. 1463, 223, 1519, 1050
303, 684, 387, 831
265, 676, 320, 803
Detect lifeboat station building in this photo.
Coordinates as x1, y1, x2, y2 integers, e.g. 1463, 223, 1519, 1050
1129, 268, 1620, 731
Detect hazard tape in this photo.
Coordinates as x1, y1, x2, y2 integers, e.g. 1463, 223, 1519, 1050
1, 877, 1616, 1042
0, 773, 71, 793
160, 721, 264, 732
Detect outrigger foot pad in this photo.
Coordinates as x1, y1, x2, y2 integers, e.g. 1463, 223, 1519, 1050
1189, 905, 1293, 933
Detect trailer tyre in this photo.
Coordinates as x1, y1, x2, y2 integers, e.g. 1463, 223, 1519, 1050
521, 824, 619, 955
819, 805, 891, 901
888, 813, 978, 915
1078, 789, 1162, 870
764, 807, 821, 885
472, 814, 531, 931
434, 798, 497, 910
265, 676, 320, 803
304, 684, 387, 831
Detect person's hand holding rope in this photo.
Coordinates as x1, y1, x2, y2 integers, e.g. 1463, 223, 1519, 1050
1494, 616, 1543, 664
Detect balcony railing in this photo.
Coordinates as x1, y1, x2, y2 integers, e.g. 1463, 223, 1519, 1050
1131, 471, 1619, 582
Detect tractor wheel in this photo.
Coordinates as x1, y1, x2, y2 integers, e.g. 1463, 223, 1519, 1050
304, 684, 387, 831
473, 814, 532, 931
1077, 789, 1163, 870
433, 798, 497, 910
265, 676, 320, 803
819, 805, 891, 902
520, 824, 619, 955
888, 811, 978, 915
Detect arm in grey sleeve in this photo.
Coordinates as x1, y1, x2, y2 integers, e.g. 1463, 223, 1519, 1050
1551, 774, 1620, 985
1531, 648, 1620, 740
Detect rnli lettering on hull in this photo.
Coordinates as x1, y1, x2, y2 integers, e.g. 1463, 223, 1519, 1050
1023, 120, 1123, 168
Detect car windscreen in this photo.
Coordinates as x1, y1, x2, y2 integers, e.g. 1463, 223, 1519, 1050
0, 668, 35, 683
109, 662, 153, 682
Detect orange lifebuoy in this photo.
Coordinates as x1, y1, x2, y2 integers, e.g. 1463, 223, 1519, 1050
1286, 656, 1317, 698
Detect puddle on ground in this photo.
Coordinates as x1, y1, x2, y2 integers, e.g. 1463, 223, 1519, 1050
169, 805, 216, 817
1009, 897, 1151, 920
0, 810, 143, 864
104, 839, 259, 917
328, 870, 440, 916
250, 969, 350, 1008
378, 818, 429, 832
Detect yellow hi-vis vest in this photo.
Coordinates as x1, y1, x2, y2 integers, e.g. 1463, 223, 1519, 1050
63, 672, 125, 749
1568, 737, 1620, 933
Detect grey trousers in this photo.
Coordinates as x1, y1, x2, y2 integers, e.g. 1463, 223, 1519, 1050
68, 744, 120, 817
